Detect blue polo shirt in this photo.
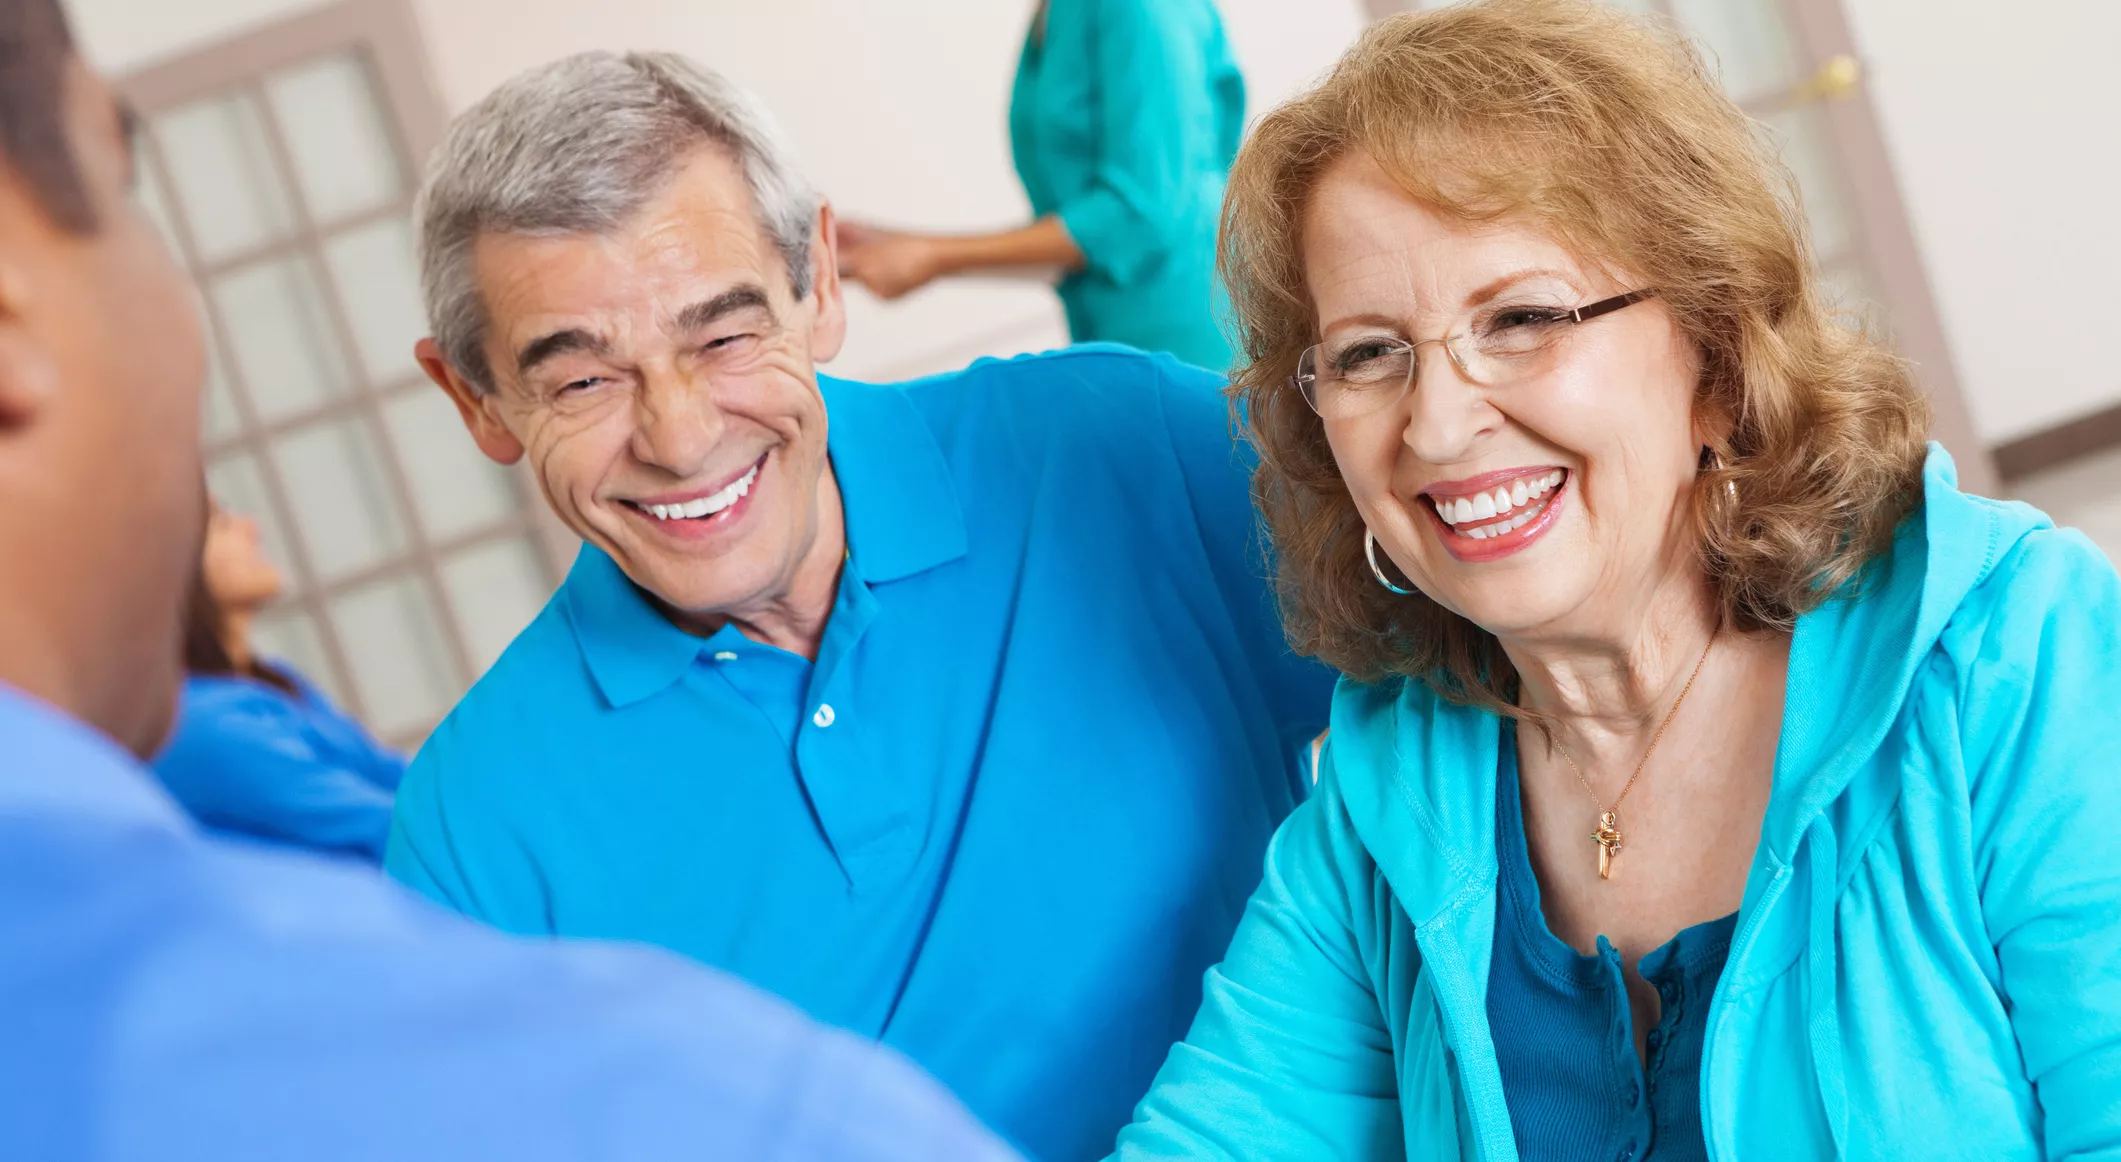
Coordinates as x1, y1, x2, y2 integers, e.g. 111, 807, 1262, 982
0, 683, 1020, 1162
385, 346, 1336, 1161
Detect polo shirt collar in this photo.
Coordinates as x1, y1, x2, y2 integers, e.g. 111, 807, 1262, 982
820, 373, 967, 582
567, 373, 967, 709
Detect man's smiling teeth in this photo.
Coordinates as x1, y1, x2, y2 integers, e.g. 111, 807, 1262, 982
1432, 469, 1565, 540
643, 464, 759, 521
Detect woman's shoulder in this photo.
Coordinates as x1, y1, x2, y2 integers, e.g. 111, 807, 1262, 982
176, 672, 306, 729
1322, 676, 1501, 921
1932, 520, 2119, 675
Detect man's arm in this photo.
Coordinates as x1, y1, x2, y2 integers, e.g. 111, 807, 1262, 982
1111, 755, 1401, 1159
1151, 357, 1338, 762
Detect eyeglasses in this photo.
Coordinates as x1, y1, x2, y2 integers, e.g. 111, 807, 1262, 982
1291, 289, 1655, 420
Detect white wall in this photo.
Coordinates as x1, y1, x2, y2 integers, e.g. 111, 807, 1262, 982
1841, 0, 2121, 443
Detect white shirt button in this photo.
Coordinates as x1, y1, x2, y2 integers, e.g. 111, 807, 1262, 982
813, 704, 836, 728
712, 651, 738, 662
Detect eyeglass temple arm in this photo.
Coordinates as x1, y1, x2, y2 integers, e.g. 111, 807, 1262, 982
1568, 289, 1654, 324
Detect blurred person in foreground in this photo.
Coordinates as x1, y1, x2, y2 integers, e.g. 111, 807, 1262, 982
389, 49, 1332, 1161
838, 0, 1242, 370
0, 2, 1019, 1158
152, 497, 405, 862
1111, 2, 2121, 1158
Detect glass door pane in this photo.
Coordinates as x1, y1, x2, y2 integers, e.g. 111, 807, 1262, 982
211, 255, 356, 422
270, 417, 412, 582
321, 215, 428, 385
151, 91, 297, 264
264, 52, 408, 227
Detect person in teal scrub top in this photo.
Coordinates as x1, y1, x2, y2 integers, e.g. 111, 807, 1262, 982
838, 0, 1244, 369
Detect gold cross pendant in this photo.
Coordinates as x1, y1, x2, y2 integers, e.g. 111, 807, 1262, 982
1592, 811, 1625, 880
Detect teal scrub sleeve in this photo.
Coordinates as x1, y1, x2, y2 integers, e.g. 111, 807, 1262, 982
1055, 0, 1216, 286
1110, 753, 1402, 1159
1947, 529, 2121, 1158
1149, 356, 1336, 764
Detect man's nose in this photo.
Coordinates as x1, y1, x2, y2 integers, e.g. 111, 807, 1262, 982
629, 369, 726, 476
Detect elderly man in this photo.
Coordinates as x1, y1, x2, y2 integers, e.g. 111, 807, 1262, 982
387, 51, 1333, 1160
0, 2, 1015, 1159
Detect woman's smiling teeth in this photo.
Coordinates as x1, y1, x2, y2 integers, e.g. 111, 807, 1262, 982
1431, 469, 1565, 540
641, 463, 759, 521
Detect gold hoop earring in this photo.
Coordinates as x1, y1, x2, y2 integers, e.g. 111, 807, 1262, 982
1365, 528, 1414, 596
1701, 446, 1740, 520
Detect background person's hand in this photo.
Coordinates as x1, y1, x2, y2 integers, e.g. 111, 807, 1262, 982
838, 221, 948, 300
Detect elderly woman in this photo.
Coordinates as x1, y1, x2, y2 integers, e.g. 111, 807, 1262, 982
1111, 2, 2121, 1159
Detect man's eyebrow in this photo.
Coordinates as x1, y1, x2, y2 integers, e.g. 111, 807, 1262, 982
516, 328, 609, 376
672, 285, 774, 334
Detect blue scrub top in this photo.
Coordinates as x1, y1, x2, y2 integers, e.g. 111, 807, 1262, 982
1010, 0, 1245, 369
387, 346, 1336, 1161
0, 683, 1020, 1162
153, 670, 405, 862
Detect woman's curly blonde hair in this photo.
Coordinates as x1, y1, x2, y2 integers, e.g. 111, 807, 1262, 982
1223, 0, 1931, 712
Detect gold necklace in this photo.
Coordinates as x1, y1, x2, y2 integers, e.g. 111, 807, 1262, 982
1549, 634, 1715, 880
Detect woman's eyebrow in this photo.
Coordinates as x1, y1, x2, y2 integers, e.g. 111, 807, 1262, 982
1463, 267, 1581, 307
1317, 311, 1406, 336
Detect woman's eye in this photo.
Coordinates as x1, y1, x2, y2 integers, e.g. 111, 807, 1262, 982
1490, 307, 1566, 331
1335, 341, 1396, 371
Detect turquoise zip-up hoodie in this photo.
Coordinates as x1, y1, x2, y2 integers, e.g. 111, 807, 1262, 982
1112, 447, 2121, 1160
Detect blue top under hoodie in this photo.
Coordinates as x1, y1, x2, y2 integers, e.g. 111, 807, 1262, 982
1112, 446, 2121, 1161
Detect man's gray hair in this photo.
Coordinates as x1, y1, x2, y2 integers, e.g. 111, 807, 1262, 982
416, 51, 820, 394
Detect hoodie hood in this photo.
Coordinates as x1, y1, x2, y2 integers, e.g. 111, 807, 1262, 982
1330, 443, 2054, 926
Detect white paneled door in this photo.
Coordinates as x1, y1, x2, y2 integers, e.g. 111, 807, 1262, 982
124, 2, 563, 747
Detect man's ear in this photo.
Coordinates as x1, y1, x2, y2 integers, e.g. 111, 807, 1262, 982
415, 337, 524, 465
0, 262, 59, 432
807, 200, 847, 364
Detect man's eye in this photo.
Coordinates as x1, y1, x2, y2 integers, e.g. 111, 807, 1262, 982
703, 333, 758, 353
558, 377, 604, 396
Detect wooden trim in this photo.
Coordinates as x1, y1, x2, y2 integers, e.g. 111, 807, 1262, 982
118, 0, 444, 167
1994, 403, 2121, 483
1780, 0, 1997, 496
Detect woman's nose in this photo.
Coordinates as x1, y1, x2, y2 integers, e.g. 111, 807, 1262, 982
1399, 344, 1498, 464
